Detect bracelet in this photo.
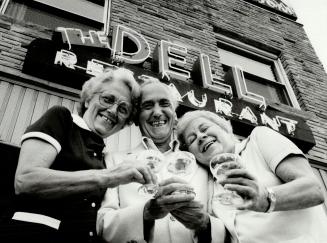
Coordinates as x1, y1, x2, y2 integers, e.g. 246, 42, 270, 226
265, 187, 276, 213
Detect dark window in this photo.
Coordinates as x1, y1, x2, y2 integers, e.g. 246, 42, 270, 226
2, 0, 105, 30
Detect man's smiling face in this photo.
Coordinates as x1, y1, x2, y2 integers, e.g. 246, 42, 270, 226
138, 82, 176, 145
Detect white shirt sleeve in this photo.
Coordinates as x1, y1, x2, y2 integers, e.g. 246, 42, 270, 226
251, 126, 304, 172
96, 152, 147, 243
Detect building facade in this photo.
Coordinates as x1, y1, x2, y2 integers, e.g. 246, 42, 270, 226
0, 0, 326, 213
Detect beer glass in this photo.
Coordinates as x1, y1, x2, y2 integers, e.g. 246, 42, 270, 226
167, 151, 196, 196
210, 153, 244, 206
137, 150, 165, 196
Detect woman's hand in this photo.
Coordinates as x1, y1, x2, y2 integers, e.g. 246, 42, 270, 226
221, 168, 269, 212
105, 162, 157, 188
211, 154, 269, 212
171, 200, 210, 231
220, 155, 325, 212
143, 177, 195, 221
210, 153, 243, 172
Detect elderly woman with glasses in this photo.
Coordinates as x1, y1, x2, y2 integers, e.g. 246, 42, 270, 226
177, 110, 327, 243
3, 68, 156, 243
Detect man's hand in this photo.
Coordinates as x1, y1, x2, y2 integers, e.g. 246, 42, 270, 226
171, 200, 210, 231
143, 177, 195, 221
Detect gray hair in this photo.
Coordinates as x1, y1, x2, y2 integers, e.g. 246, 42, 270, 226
78, 67, 140, 125
138, 76, 179, 110
177, 110, 235, 146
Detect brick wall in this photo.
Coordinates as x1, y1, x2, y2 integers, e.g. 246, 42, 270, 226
0, 0, 326, 165
0, 15, 51, 72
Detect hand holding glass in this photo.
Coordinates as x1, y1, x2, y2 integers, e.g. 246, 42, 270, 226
167, 151, 196, 196
137, 150, 165, 196
210, 153, 244, 206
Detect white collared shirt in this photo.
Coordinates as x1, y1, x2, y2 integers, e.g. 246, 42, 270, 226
71, 113, 92, 131
140, 136, 180, 154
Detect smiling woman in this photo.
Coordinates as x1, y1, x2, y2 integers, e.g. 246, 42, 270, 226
82, 79, 133, 138
0, 68, 158, 243
177, 110, 327, 243
177, 110, 236, 166
181, 117, 235, 166
79, 68, 139, 126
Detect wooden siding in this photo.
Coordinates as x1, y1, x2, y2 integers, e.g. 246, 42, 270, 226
0, 79, 79, 145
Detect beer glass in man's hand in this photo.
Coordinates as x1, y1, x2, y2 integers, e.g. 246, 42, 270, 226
167, 151, 196, 196
137, 150, 165, 196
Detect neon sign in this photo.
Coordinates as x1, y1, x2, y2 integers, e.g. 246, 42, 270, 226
50, 26, 301, 135
155, 40, 190, 82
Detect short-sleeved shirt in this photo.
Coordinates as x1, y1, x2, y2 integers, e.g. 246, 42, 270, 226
213, 126, 327, 243
15, 106, 106, 240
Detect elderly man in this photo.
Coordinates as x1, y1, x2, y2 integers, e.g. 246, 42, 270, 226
97, 78, 226, 243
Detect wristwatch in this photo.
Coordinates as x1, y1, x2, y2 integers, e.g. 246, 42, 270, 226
265, 187, 276, 213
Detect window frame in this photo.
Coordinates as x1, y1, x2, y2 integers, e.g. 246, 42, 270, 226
215, 33, 300, 109
0, 0, 111, 34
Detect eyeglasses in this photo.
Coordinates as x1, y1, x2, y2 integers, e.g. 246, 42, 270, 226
95, 92, 131, 119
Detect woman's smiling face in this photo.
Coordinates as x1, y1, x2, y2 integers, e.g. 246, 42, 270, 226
83, 80, 132, 138
183, 117, 235, 166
